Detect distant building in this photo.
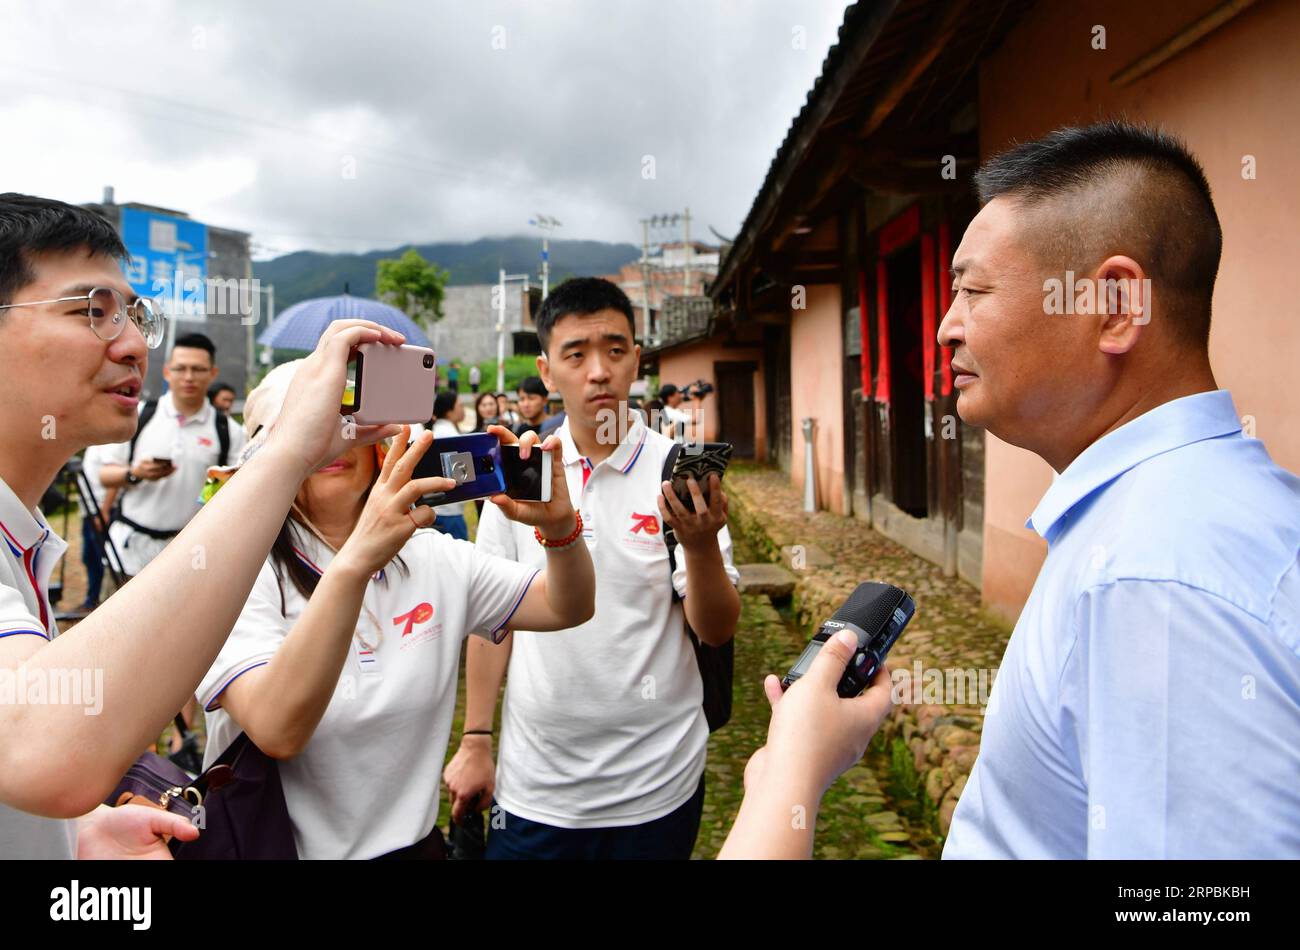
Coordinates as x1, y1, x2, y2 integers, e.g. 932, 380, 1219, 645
605, 240, 720, 344
83, 189, 254, 401
429, 283, 538, 367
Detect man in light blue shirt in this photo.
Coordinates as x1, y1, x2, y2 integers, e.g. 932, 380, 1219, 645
937, 123, 1300, 858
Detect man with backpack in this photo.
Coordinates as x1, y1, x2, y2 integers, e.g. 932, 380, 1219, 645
444, 278, 741, 859
99, 333, 243, 577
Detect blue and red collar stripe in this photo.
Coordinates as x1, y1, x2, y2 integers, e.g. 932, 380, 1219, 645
0, 520, 25, 557
618, 429, 647, 473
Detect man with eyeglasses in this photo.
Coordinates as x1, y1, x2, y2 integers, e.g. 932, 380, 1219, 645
0, 192, 406, 857
99, 332, 244, 578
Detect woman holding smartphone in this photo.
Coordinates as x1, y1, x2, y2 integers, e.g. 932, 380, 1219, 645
196, 361, 593, 860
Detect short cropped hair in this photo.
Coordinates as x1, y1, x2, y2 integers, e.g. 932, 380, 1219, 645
0, 193, 128, 308
172, 332, 216, 361
974, 121, 1222, 346
517, 376, 548, 399
534, 277, 636, 353
433, 390, 459, 419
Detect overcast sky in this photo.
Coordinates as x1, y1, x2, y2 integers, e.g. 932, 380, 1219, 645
0, 1, 851, 259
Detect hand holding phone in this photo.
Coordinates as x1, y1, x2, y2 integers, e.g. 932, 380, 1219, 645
340, 343, 438, 425
485, 426, 577, 540
658, 441, 733, 549
131, 458, 174, 481
336, 429, 454, 576
412, 428, 553, 506
670, 441, 733, 510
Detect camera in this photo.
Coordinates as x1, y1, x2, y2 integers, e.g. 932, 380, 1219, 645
682, 379, 714, 401
422, 353, 435, 369
440, 451, 495, 485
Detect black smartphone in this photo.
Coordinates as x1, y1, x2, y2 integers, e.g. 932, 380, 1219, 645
499, 444, 549, 502
412, 434, 551, 505
670, 441, 732, 510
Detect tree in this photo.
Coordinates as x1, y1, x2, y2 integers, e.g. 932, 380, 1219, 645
375, 248, 449, 328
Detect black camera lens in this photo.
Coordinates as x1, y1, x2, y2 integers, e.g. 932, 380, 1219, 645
423, 354, 434, 369
479, 455, 495, 473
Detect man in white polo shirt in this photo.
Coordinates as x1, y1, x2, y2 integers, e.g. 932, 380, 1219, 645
100, 332, 244, 576
445, 277, 741, 859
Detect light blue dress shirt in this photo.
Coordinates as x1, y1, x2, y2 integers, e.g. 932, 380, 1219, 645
944, 390, 1300, 858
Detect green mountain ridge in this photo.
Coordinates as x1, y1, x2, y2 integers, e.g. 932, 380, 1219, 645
253, 236, 641, 311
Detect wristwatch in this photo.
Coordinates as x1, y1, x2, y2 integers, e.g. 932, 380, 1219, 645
125, 471, 142, 486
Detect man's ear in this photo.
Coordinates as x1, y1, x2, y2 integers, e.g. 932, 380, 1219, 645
536, 352, 552, 390
1094, 255, 1148, 356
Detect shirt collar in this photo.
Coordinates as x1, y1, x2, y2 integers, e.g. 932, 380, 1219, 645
161, 390, 212, 426
556, 410, 648, 474
1028, 389, 1242, 541
0, 474, 53, 554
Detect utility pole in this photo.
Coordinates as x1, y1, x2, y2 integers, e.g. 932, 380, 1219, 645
496, 268, 506, 394
639, 217, 653, 344
495, 269, 530, 393
682, 206, 692, 295
529, 214, 562, 300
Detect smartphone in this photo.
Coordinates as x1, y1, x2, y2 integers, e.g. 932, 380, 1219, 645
670, 441, 732, 510
341, 343, 437, 425
412, 433, 551, 505
150, 458, 172, 466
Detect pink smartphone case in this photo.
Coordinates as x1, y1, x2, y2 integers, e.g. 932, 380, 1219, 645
350, 343, 438, 424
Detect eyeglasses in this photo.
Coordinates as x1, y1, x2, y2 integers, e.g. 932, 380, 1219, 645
0, 286, 165, 349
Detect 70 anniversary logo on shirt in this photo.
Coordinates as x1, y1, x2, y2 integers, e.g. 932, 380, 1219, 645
394, 601, 443, 649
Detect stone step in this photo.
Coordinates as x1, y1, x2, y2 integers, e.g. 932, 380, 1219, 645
737, 562, 796, 599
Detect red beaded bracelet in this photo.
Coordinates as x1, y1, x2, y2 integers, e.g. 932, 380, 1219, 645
535, 511, 583, 549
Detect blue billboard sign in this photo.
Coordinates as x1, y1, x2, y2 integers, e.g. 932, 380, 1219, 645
120, 207, 208, 318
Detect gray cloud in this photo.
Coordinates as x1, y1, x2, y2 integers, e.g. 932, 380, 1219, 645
0, 0, 850, 256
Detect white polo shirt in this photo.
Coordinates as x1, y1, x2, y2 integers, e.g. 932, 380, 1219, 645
0, 475, 76, 859
476, 413, 739, 828
101, 392, 245, 575
197, 522, 538, 860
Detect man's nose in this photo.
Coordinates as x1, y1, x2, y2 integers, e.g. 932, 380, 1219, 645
108, 317, 149, 368
937, 299, 963, 348
587, 354, 612, 381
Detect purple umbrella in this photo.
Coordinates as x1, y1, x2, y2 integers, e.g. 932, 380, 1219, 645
257, 294, 433, 351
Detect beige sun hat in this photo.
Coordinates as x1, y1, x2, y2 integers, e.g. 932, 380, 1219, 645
199, 359, 305, 502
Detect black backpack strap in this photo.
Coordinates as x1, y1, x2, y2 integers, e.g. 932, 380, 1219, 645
128, 399, 159, 464
214, 411, 231, 466
661, 442, 683, 603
